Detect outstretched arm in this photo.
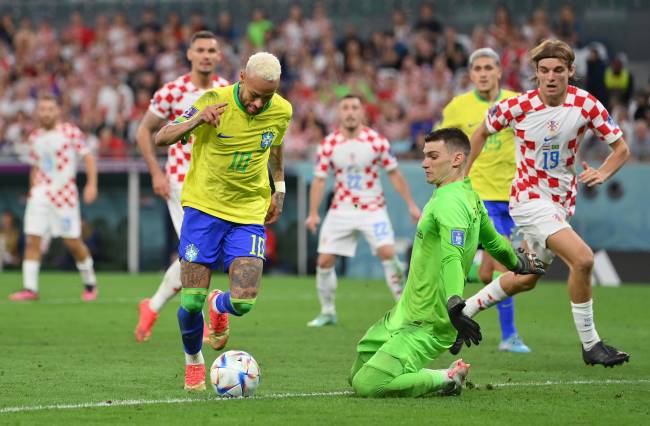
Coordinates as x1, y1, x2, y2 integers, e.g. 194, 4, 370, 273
479, 207, 545, 275
387, 169, 421, 222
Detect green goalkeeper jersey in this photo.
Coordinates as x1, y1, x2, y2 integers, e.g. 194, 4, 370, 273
388, 177, 519, 342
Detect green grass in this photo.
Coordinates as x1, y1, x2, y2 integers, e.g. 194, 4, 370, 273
1, 272, 649, 425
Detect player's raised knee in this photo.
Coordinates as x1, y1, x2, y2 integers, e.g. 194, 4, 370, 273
572, 249, 594, 274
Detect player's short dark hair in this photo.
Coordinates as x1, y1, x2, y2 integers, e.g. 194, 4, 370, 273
340, 93, 364, 104
190, 30, 218, 45
425, 127, 470, 160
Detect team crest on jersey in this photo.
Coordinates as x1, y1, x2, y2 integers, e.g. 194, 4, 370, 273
184, 243, 199, 262
260, 129, 275, 150
547, 120, 560, 133
451, 230, 465, 247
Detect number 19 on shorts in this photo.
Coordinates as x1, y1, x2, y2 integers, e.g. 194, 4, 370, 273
249, 234, 266, 259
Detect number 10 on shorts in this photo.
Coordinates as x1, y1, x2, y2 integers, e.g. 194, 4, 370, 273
249, 234, 266, 259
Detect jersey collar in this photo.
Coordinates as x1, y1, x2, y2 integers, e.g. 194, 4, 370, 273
437, 177, 471, 193
233, 81, 272, 115
473, 89, 503, 104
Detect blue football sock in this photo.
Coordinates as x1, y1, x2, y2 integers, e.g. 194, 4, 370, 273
496, 297, 517, 340
215, 291, 242, 316
177, 306, 204, 355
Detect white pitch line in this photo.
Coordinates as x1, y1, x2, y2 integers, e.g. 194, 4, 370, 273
0, 391, 352, 414
492, 379, 650, 387
0, 298, 140, 305
2, 380, 649, 414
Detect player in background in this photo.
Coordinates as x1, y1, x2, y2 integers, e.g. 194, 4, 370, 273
349, 128, 545, 398
155, 52, 291, 391
134, 31, 229, 343
461, 39, 630, 367
305, 94, 421, 327
438, 48, 530, 353
9, 93, 98, 301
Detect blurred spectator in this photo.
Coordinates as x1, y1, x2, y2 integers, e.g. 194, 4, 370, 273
97, 126, 128, 159
632, 91, 650, 122
585, 44, 608, 104
629, 120, 650, 161
391, 9, 412, 47
414, 3, 442, 40
247, 8, 273, 49
0, 13, 15, 47
605, 54, 634, 108
214, 10, 237, 43
0, 210, 21, 268
304, 2, 332, 44
555, 4, 580, 46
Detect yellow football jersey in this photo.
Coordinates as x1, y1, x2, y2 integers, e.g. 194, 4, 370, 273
176, 82, 292, 224
438, 89, 517, 201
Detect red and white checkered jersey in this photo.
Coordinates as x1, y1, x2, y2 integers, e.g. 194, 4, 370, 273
149, 73, 229, 186
314, 126, 398, 212
28, 123, 90, 209
485, 85, 622, 216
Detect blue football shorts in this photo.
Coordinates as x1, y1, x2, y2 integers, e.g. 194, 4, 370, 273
178, 207, 266, 271
483, 200, 515, 237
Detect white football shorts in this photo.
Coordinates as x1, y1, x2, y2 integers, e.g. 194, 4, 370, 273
24, 199, 81, 239
318, 208, 395, 257
509, 198, 571, 264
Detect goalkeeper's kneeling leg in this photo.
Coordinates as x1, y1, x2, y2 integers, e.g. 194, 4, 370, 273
351, 364, 392, 397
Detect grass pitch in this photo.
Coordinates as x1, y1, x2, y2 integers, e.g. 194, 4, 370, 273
1, 272, 649, 425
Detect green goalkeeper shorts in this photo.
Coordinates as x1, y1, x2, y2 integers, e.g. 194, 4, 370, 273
356, 311, 454, 375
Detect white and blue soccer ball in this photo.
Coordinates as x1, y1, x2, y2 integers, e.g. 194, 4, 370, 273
210, 350, 261, 397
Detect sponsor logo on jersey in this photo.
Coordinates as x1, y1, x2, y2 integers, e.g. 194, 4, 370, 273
218, 133, 233, 139
184, 243, 199, 262
260, 129, 275, 150
416, 229, 424, 240
451, 229, 465, 246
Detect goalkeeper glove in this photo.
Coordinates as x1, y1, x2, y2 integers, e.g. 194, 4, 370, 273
512, 248, 546, 275
447, 295, 482, 348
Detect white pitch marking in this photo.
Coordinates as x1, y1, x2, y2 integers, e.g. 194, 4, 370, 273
1, 380, 649, 414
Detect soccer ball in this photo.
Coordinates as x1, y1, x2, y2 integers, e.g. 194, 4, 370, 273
210, 350, 261, 397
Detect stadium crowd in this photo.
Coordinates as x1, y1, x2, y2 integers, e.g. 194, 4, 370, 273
0, 3, 649, 163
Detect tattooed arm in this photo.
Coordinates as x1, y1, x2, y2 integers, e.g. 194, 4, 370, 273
265, 144, 285, 224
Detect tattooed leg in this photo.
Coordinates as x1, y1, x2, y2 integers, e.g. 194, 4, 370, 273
227, 257, 264, 315
180, 260, 212, 289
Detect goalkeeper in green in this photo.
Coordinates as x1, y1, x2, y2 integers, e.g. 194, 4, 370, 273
349, 128, 545, 398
